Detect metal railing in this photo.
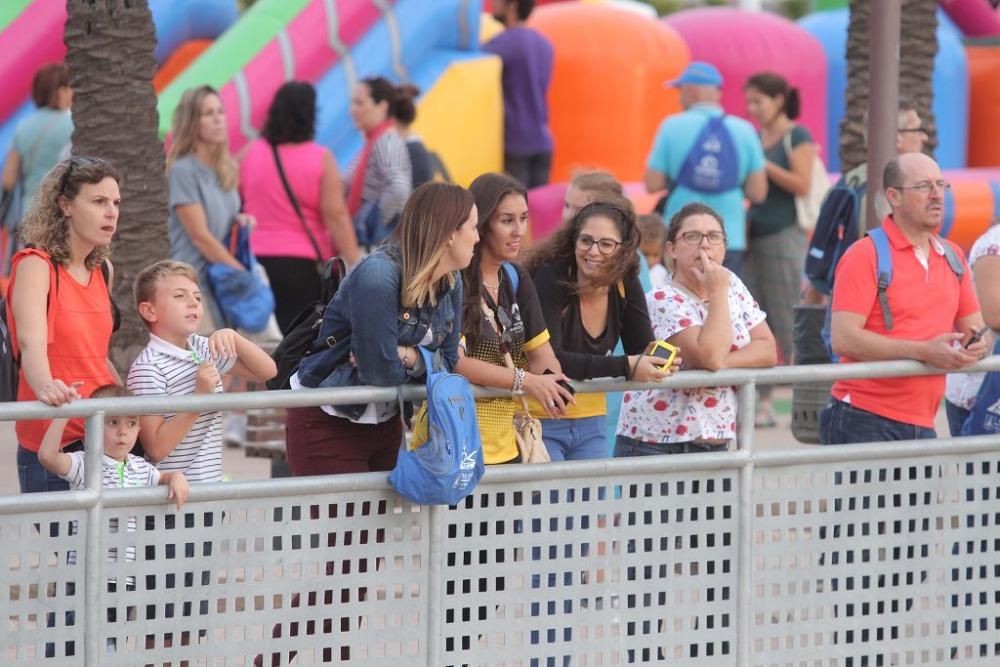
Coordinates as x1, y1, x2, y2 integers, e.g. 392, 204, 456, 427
3, 357, 1000, 666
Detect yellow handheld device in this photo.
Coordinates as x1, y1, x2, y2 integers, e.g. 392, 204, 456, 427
647, 340, 678, 371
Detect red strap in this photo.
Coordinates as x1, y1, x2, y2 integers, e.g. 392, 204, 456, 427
347, 118, 394, 216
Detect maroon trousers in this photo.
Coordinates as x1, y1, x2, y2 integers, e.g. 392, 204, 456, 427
285, 406, 402, 476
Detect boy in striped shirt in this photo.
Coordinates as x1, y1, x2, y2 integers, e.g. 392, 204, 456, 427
127, 261, 276, 483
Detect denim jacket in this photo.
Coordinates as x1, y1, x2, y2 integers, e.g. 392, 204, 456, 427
296, 245, 462, 419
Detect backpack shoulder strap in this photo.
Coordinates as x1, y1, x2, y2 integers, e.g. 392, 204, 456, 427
939, 239, 966, 280
502, 262, 519, 295
867, 227, 894, 330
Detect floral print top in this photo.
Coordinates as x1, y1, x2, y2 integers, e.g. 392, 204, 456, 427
945, 225, 1000, 410
616, 276, 766, 443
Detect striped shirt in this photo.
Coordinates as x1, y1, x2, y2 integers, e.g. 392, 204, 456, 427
60, 451, 161, 584
127, 334, 235, 483
343, 129, 412, 227
60, 451, 161, 490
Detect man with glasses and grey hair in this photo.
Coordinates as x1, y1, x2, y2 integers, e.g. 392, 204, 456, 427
820, 153, 988, 443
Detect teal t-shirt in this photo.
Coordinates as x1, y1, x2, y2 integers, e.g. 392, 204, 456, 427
12, 108, 73, 199
748, 125, 813, 239
646, 104, 766, 252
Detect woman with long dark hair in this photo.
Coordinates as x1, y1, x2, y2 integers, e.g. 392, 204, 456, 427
241, 81, 359, 332
526, 197, 677, 460
455, 173, 574, 465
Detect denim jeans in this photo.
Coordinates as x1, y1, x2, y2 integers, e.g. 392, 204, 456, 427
819, 399, 936, 444
539, 415, 609, 461
17, 445, 70, 493
614, 435, 728, 457
945, 400, 970, 437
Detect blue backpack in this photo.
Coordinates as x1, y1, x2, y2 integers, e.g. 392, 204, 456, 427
805, 174, 866, 295
821, 227, 965, 362
206, 224, 275, 333
674, 115, 740, 194
962, 338, 1000, 436
388, 346, 484, 506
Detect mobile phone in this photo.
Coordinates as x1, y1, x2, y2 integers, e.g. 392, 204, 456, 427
647, 340, 679, 371
544, 369, 576, 396
964, 326, 989, 349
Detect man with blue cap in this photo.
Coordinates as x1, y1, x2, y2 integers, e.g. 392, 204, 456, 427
644, 61, 767, 277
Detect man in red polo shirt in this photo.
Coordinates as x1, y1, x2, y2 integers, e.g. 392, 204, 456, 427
820, 153, 989, 443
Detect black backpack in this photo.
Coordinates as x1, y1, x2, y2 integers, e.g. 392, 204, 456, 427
804, 172, 866, 295
267, 257, 348, 390
0, 255, 119, 402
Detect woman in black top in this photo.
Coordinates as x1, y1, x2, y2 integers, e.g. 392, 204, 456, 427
526, 198, 676, 460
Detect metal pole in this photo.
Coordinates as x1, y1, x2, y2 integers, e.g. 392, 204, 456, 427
83, 411, 104, 667
426, 505, 443, 665
865, 0, 902, 230
736, 382, 755, 667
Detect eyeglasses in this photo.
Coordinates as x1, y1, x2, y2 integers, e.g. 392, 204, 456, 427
58, 156, 107, 196
678, 230, 726, 245
893, 180, 951, 194
576, 234, 622, 255
897, 127, 928, 134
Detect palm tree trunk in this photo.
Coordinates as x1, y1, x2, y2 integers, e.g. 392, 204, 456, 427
840, 0, 937, 175
64, 0, 168, 374
899, 0, 938, 154
839, 0, 871, 174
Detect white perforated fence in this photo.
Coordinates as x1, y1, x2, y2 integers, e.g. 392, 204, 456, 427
3, 359, 1000, 665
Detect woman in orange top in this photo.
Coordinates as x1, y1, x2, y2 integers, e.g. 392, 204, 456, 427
8, 156, 121, 492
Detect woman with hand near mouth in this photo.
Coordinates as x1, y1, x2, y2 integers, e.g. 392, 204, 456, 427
526, 196, 676, 460
456, 173, 574, 465
6, 156, 123, 492
617, 203, 777, 455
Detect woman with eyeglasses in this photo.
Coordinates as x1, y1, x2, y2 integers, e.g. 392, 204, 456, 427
7, 157, 122, 492
455, 173, 574, 465
616, 203, 776, 456
526, 197, 675, 460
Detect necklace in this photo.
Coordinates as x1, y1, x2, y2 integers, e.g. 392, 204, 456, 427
482, 270, 502, 292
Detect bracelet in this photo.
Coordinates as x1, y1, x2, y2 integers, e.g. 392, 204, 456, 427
628, 354, 642, 381
511, 368, 526, 396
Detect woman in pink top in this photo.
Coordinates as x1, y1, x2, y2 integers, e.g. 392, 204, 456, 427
241, 81, 360, 332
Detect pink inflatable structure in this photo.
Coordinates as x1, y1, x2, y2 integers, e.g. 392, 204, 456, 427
0, 0, 67, 122
663, 8, 828, 156
939, 0, 1000, 38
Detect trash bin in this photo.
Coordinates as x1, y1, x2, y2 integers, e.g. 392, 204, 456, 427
791, 305, 832, 444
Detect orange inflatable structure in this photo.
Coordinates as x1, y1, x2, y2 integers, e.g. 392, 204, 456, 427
966, 43, 1000, 168
154, 39, 213, 93
529, 3, 689, 183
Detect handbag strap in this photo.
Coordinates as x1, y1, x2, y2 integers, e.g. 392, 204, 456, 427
269, 141, 324, 264
480, 298, 531, 414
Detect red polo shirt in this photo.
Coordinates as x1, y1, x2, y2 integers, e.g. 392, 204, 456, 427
830, 216, 979, 428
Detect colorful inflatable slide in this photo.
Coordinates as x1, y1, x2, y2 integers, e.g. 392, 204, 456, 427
0, 0, 238, 174
157, 0, 503, 186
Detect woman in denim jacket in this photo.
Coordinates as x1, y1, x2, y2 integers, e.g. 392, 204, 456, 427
285, 182, 480, 475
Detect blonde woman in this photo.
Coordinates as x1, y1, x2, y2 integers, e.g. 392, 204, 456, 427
285, 182, 479, 475
166, 85, 254, 331
7, 157, 122, 492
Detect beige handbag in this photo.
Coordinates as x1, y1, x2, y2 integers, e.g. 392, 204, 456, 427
481, 300, 550, 464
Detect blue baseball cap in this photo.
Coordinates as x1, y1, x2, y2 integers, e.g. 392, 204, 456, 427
665, 61, 723, 88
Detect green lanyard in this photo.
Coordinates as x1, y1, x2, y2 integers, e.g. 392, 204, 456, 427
189, 348, 202, 364
115, 461, 127, 488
